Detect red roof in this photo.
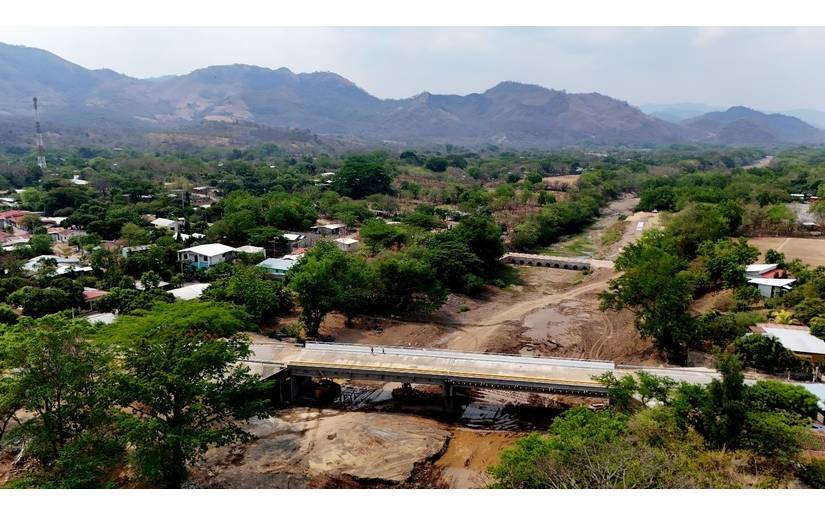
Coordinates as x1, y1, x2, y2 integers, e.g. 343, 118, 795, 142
82, 289, 108, 302
0, 210, 33, 219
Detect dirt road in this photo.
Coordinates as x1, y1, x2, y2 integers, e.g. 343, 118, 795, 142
440, 268, 618, 352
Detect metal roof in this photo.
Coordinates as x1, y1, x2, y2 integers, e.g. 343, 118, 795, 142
178, 243, 236, 257
169, 283, 211, 300
757, 324, 825, 355
746, 263, 778, 274
748, 277, 796, 287
257, 258, 297, 271
236, 245, 265, 254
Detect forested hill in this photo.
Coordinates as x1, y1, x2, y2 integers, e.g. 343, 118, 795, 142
1, 42, 822, 148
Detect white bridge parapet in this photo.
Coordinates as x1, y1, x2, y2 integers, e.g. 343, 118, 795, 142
304, 341, 615, 371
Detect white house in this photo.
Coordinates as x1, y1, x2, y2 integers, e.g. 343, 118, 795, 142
151, 217, 184, 233
178, 243, 236, 270
334, 237, 360, 252
748, 277, 796, 298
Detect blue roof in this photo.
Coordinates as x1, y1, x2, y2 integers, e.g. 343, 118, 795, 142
257, 258, 296, 271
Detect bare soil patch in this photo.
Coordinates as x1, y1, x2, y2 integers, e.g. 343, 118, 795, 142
433, 429, 519, 488
190, 408, 450, 488
748, 237, 825, 267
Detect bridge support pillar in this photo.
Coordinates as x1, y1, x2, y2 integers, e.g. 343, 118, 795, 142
443, 381, 455, 412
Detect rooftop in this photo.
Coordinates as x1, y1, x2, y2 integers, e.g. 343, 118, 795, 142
747, 277, 796, 287
236, 245, 265, 254
151, 217, 180, 228
753, 323, 825, 356
257, 258, 298, 272
169, 283, 211, 300
179, 243, 236, 257
82, 287, 108, 302
86, 312, 117, 325
746, 263, 778, 274
312, 223, 346, 230
335, 237, 359, 245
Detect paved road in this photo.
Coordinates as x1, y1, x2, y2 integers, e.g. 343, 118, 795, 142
243, 340, 759, 393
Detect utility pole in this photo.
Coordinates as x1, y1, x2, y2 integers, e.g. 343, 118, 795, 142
33, 97, 47, 170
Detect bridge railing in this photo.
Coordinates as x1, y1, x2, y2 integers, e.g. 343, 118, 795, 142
304, 341, 615, 370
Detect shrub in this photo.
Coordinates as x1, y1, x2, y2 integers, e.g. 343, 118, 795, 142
733, 334, 801, 373
799, 459, 825, 488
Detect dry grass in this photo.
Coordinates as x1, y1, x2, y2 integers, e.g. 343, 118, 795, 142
748, 237, 825, 267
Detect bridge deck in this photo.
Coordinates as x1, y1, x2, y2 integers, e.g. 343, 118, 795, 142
244, 341, 614, 396
243, 340, 762, 397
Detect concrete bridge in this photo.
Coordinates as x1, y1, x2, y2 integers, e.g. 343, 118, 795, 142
501, 252, 614, 270
243, 341, 615, 405
241, 340, 748, 408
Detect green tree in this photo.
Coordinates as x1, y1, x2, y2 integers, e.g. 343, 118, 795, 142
424, 156, 449, 172
285, 242, 368, 336
732, 334, 800, 373
120, 222, 150, 246
600, 235, 696, 364
359, 218, 408, 253
8, 286, 78, 317
701, 354, 746, 450
372, 254, 447, 315
331, 154, 393, 199
97, 287, 174, 314
203, 266, 290, 323
29, 233, 53, 256
0, 315, 116, 468
108, 303, 270, 488
489, 406, 712, 489
695, 238, 759, 289
0, 302, 19, 325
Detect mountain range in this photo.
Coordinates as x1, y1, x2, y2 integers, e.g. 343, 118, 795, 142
1, 41, 823, 149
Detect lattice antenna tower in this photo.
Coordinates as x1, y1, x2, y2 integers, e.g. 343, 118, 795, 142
33, 96, 47, 170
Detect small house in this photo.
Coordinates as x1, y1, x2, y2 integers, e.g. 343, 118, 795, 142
311, 223, 347, 236
334, 237, 360, 252
236, 245, 266, 256
121, 244, 152, 258
257, 257, 298, 278
48, 227, 87, 243
750, 323, 825, 364
177, 243, 236, 270
150, 217, 184, 233
169, 283, 211, 300
82, 287, 108, 310
747, 277, 796, 298
0, 210, 36, 230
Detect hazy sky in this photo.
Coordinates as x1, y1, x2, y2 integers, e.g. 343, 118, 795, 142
1, 27, 824, 111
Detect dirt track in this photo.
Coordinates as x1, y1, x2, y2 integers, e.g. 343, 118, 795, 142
439, 268, 618, 352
